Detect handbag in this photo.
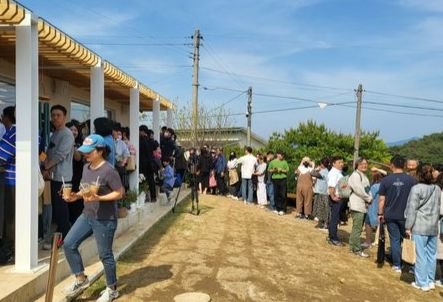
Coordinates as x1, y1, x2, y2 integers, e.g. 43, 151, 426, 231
229, 168, 239, 185
402, 237, 416, 264
126, 155, 136, 172
209, 172, 217, 188
38, 168, 45, 197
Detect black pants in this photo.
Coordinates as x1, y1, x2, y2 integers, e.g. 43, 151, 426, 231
3, 185, 15, 242
328, 198, 343, 241
51, 181, 71, 239
216, 172, 226, 195
146, 170, 156, 201
272, 178, 287, 212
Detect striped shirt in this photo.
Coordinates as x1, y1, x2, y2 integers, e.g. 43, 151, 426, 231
0, 125, 16, 186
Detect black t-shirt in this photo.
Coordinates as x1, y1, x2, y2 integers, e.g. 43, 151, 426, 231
379, 173, 416, 221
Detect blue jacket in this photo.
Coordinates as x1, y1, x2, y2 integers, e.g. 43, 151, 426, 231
164, 164, 175, 188
215, 154, 227, 174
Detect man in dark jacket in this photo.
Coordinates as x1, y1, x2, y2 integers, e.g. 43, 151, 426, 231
139, 125, 156, 202
215, 147, 227, 195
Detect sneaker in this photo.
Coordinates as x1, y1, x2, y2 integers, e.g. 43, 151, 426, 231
360, 242, 371, 249
278, 211, 285, 216
314, 217, 319, 222
391, 266, 402, 273
273, 210, 279, 214
411, 282, 431, 292
226, 194, 232, 198
97, 287, 119, 302
328, 239, 344, 246
428, 282, 435, 290
233, 196, 239, 201
63, 277, 90, 296
319, 227, 329, 232
435, 280, 443, 288
353, 250, 369, 258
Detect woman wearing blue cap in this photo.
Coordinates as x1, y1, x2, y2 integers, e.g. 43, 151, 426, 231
62, 134, 123, 302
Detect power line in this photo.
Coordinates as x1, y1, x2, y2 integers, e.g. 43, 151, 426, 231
201, 43, 248, 89
200, 66, 353, 92
364, 100, 443, 112
84, 42, 192, 47
365, 90, 443, 105
339, 104, 443, 118
208, 90, 248, 113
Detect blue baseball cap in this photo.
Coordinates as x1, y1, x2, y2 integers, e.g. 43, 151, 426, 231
78, 134, 106, 153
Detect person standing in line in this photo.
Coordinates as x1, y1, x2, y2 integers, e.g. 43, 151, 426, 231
197, 147, 212, 195
265, 151, 275, 210
295, 156, 315, 219
43, 105, 74, 240
113, 125, 130, 191
362, 167, 386, 248
63, 134, 123, 302
254, 154, 267, 208
66, 120, 84, 225
0, 106, 16, 253
348, 157, 372, 257
312, 158, 330, 230
268, 151, 289, 215
327, 156, 345, 246
227, 151, 240, 200
93, 118, 116, 167
378, 155, 416, 273
237, 146, 257, 204
215, 147, 227, 196
405, 164, 441, 291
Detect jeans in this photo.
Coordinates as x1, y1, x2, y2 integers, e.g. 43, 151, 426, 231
386, 220, 406, 268
241, 178, 253, 203
51, 181, 71, 239
272, 178, 287, 212
349, 211, 365, 251
266, 181, 275, 209
42, 204, 53, 241
328, 198, 342, 241
413, 234, 437, 287
64, 214, 118, 287
216, 173, 227, 195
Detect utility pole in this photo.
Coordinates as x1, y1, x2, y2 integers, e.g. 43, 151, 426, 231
247, 86, 252, 146
353, 84, 363, 170
191, 29, 202, 148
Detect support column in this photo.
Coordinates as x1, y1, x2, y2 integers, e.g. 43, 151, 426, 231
129, 84, 140, 194
90, 59, 104, 124
152, 95, 160, 143
15, 12, 39, 272
166, 107, 173, 128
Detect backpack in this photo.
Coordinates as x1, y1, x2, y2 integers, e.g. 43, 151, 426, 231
337, 175, 352, 199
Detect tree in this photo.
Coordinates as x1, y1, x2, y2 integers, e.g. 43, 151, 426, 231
173, 102, 234, 148
389, 132, 443, 165
266, 120, 391, 191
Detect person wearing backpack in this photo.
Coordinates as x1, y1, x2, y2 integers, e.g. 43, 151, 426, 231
327, 156, 345, 246
348, 157, 373, 257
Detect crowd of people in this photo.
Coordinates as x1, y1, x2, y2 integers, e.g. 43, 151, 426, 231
0, 104, 185, 301
186, 145, 443, 293
0, 103, 442, 299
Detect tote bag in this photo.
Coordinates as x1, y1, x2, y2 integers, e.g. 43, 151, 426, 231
402, 238, 416, 264
126, 155, 136, 172
209, 172, 217, 188
229, 168, 239, 185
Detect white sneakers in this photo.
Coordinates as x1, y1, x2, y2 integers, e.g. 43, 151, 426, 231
411, 282, 431, 292
63, 277, 90, 297
278, 211, 285, 216
97, 287, 119, 302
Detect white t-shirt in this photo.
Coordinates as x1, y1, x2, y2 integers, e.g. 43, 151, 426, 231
327, 167, 343, 196
237, 154, 257, 179
256, 162, 267, 183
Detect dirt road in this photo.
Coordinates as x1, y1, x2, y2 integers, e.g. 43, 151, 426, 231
79, 195, 440, 301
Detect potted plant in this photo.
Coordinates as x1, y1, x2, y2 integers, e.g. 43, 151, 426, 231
138, 174, 150, 205
117, 189, 138, 218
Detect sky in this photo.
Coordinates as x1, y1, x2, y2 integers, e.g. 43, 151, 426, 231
18, 0, 443, 143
